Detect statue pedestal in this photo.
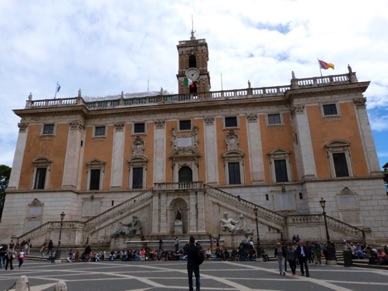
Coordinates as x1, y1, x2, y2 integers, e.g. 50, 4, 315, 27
174, 220, 183, 234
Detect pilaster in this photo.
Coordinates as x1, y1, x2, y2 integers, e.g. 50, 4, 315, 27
8, 123, 29, 190
204, 116, 218, 184
246, 113, 265, 183
62, 120, 84, 189
110, 122, 125, 188
153, 120, 166, 183
290, 105, 317, 179
353, 98, 381, 175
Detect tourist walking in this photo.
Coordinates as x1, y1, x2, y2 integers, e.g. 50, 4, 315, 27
18, 248, 25, 268
287, 242, 297, 275
296, 240, 310, 277
274, 242, 286, 275
183, 236, 203, 291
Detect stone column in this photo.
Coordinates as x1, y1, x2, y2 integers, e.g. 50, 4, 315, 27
204, 116, 219, 184
8, 123, 29, 190
353, 98, 381, 175
291, 105, 317, 179
246, 113, 265, 183
110, 122, 125, 188
62, 120, 84, 189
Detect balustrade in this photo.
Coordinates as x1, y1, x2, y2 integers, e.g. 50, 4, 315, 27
25, 73, 353, 110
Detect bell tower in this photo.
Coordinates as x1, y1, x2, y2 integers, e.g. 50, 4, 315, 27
176, 29, 211, 94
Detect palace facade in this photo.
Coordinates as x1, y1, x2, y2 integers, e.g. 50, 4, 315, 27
1, 32, 387, 248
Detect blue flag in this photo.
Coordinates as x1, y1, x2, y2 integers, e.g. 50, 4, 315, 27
56, 83, 61, 93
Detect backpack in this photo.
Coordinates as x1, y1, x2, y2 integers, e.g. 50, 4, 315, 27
195, 249, 205, 265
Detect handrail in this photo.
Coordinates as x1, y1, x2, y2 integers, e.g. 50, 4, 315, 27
204, 184, 285, 225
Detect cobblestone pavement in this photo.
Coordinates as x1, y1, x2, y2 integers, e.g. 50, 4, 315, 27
0, 259, 387, 291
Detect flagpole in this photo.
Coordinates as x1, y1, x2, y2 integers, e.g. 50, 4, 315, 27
54, 83, 58, 99
317, 58, 323, 77
220, 73, 223, 91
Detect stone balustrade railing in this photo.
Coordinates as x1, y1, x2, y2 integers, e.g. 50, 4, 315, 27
84, 191, 153, 232
205, 184, 285, 226
17, 221, 86, 242
326, 215, 364, 238
288, 214, 364, 240
153, 181, 203, 191
24, 73, 357, 110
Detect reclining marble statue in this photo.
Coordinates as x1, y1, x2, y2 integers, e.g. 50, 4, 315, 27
220, 212, 253, 235
110, 215, 142, 237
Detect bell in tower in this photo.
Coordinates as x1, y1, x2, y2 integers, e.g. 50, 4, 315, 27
176, 29, 211, 95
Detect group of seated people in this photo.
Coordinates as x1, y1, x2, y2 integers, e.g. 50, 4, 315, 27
344, 241, 388, 265
63, 240, 272, 263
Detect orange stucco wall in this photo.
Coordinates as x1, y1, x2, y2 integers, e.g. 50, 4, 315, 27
19, 123, 68, 190
308, 102, 368, 178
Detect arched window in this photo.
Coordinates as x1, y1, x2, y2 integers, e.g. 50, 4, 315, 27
179, 166, 193, 182
189, 55, 197, 68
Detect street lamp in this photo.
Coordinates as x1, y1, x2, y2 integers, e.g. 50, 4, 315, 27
54, 211, 65, 262
253, 207, 263, 261
319, 198, 336, 264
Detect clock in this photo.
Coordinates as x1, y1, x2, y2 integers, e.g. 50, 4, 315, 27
185, 67, 200, 81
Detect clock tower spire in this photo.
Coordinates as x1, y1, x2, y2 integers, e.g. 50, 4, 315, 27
176, 31, 211, 94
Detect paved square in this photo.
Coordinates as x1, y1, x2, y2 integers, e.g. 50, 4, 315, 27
0, 259, 387, 291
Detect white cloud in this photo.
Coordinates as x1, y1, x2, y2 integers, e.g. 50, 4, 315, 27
1, 0, 388, 167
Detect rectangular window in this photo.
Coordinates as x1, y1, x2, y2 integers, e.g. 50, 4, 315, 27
228, 162, 241, 184
333, 153, 349, 177
95, 126, 106, 137
268, 114, 281, 125
132, 167, 143, 189
34, 168, 47, 189
89, 169, 101, 190
274, 160, 288, 182
225, 116, 238, 128
134, 122, 145, 133
179, 120, 191, 130
43, 124, 54, 135
323, 104, 338, 116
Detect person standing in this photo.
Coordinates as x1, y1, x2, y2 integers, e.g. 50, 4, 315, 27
296, 240, 310, 277
47, 239, 54, 255
274, 242, 286, 275
158, 238, 163, 251
175, 237, 180, 252
18, 248, 25, 268
183, 236, 203, 291
40, 243, 46, 261
5, 244, 15, 270
287, 242, 297, 276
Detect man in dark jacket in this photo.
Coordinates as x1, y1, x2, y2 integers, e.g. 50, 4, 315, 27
296, 240, 310, 277
183, 236, 203, 291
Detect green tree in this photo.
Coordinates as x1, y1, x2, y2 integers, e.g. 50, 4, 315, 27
0, 164, 11, 220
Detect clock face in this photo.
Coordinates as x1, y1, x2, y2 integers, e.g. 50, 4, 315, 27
185, 68, 200, 81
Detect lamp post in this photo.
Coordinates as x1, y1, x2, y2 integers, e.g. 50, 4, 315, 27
319, 198, 336, 264
253, 207, 263, 262
54, 211, 65, 263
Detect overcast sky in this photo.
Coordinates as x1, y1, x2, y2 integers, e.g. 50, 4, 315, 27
0, 0, 387, 169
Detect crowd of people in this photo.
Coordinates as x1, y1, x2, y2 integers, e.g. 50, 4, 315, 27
1, 236, 387, 269
0, 239, 29, 270
343, 241, 388, 265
